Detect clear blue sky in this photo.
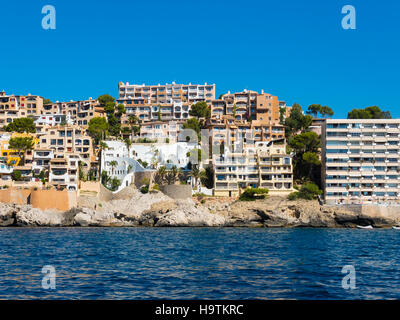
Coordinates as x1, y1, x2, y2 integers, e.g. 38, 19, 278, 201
1, 0, 400, 118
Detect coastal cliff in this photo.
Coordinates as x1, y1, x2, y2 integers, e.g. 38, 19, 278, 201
0, 190, 399, 228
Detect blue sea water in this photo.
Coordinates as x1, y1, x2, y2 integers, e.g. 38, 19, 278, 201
0, 227, 400, 300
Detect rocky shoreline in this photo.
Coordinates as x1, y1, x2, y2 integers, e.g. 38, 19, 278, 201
1, 189, 400, 228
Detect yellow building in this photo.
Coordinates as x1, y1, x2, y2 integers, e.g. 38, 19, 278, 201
0, 132, 38, 166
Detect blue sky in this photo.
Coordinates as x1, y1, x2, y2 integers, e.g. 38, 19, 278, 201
1, 0, 400, 118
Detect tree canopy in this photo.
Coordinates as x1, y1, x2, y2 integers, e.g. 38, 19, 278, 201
288, 131, 321, 184
8, 136, 35, 165
306, 104, 334, 118
98, 94, 115, 106
284, 103, 313, 137
88, 117, 109, 143
43, 98, 52, 105
182, 118, 201, 139
189, 101, 211, 119
347, 106, 391, 119
5, 118, 36, 133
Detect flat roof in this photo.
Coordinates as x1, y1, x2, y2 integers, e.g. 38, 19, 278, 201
325, 118, 400, 123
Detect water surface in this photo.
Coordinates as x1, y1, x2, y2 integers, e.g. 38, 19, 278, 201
0, 228, 399, 299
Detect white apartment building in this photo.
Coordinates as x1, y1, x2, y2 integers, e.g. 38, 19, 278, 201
32, 149, 54, 174
213, 140, 293, 197
32, 114, 73, 128
139, 120, 185, 143
322, 119, 400, 204
0, 161, 13, 181
101, 140, 149, 192
49, 154, 80, 190
131, 142, 196, 170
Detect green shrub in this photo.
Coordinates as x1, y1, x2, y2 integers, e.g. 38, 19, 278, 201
239, 187, 269, 201
298, 182, 322, 200
140, 185, 149, 194
289, 183, 322, 200
151, 183, 160, 191
288, 192, 299, 200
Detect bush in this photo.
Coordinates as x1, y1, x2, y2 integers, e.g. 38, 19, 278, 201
140, 185, 149, 194
299, 182, 322, 200
288, 192, 299, 201
288, 183, 322, 200
239, 187, 269, 201
151, 183, 160, 192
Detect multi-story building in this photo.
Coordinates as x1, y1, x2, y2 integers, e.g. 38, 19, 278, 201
321, 119, 400, 204
0, 160, 13, 181
211, 89, 291, 122
119, 101, 191, 122
117, 82, 215, 122
139, 120, 185, 143
213, 140, 293, 197
43, 98, 101, 127
48, 154, 80, 190
32, 114, 73, 129
118, 81, 215, 104
0, 91, 44, 126
206, 116, 286, 155
32, 149, 54, 174
35, 125, 95, 169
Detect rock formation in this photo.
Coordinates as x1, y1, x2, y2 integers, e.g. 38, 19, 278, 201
1, 191, 400, 228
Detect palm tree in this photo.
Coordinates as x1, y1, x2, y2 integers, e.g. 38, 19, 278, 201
98, 141, 108, 175
191, 165, 201, 191
109, 160, 117, 176
166, 165, 179, 185
124, 138, 132, 156
150, 148, 160, 169
156, 165, 167, 185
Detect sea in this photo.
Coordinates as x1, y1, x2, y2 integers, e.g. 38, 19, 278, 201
0, 227, 399, 299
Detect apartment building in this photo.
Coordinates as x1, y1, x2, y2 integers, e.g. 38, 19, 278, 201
32, 125, 96, 189
139, 120, 185, 143
0, 160, 13, 181
32, 114, 74, 128
35, 125, 94, 166
211, 89, 291, 122
321, 119, 400, 204
206, 116, 286, 155
119, 101, 191, 122
117, 82, 215, 122
118, 81, 215, 104
213, 140, 293, 197
43, 98, 101, 126
48, 154, 80, 190
0, 91, 44, 126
